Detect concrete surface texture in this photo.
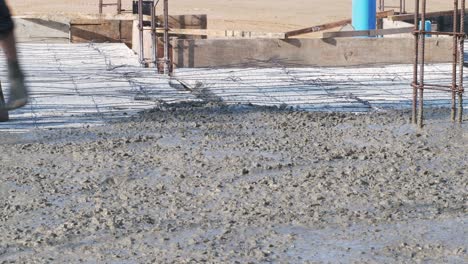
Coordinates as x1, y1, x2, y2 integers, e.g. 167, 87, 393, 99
9, 0, 454, 31
13, 17, 70, 43
0, 104, 466, 262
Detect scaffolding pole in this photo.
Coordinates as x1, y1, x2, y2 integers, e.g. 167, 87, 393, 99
137, 0, 158, 69
138, 0, 145, 66
163, 0, 170, 75
151, 0, 158, 68
99, 0, 122, 14
137, 0, 170, 74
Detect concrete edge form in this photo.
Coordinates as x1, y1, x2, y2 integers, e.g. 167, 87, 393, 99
172, 37, 453, 68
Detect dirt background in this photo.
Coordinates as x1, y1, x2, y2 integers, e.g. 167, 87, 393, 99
9, 0, 454, 31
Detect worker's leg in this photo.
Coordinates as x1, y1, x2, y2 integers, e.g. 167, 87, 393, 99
0, 0, 28, 110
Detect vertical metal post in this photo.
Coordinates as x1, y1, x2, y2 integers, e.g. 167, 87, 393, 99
117, 0, 122, 14
412, 0, 465, 126
377, 0, 383, 30
452, 0, 459, 121
99, 0, 103, 14
400, 0, 403, 13
413, 0, 420, 124
138, 0, 145, 66
402, 0, 406, 13
459, 0, 465, 123
163, 0, 170, 75
151, 1, 158, 69
418, 0, 427, 128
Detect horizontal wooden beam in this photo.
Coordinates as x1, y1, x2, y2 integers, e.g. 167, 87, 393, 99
390, 9, 468, 21
322, 27, 413, 38
172, 38, 453, 68
284, 19, 351, 38
146, 28, 285, 38
285, 10, 395, 38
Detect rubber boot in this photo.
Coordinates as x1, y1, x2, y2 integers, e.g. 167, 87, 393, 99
3, 61, 28, 110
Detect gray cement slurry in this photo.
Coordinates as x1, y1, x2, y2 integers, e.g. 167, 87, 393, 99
0, 43, 466, 262
0, 106, 466, 262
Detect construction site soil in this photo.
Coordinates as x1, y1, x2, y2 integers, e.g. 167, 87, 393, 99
10, 0, 453, 32
0, 104, 466, 263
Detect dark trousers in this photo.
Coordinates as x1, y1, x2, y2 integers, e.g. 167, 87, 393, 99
0, 0, 13, 39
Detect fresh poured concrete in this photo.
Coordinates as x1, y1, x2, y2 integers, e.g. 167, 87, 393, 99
0, 42, 466, 264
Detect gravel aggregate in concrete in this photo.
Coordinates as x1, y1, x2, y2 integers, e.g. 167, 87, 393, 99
0, 104, 467, 263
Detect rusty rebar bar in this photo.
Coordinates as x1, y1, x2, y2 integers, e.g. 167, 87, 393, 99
99, 0, 103, 14
452, 0, 459, 121
379, 0, 385, 12
459, 0, 465, 123
413, 0, 465, 126
151, 1, 158, 68
413, 31, 465, 36
138, 0, 145, 66
413, 0, 420, 124
163, 0, 170, 75
418, 0, 426, 128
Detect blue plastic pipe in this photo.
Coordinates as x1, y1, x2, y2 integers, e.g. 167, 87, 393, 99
352, 0, 376, 31
419, 21, 432, 37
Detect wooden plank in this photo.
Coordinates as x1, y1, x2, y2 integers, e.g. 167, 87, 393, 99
285, 10, 395, 38
158, 15, 207, 29
70, 20, 133, 47
152, 28, 285, 38
322, 27, 414, 38
172, 38, 452, 68
390, 9, 468, 21
72, 14, 208, 29
284, 19, 351, 38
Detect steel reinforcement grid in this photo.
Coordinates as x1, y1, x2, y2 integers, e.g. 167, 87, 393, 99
412, 0, 466, 127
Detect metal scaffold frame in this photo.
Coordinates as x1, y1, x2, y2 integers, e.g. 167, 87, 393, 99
99, 0, 122, 14
378, 0, 406, 13
137, 0, 171, 75
412, 0, 466, 127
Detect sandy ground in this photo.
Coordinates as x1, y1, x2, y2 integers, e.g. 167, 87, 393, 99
0, 104, 466, 262
9, 0, 455, 31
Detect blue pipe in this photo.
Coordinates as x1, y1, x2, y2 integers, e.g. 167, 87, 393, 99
352, 0, 376, 31
419, 21, 432, 37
